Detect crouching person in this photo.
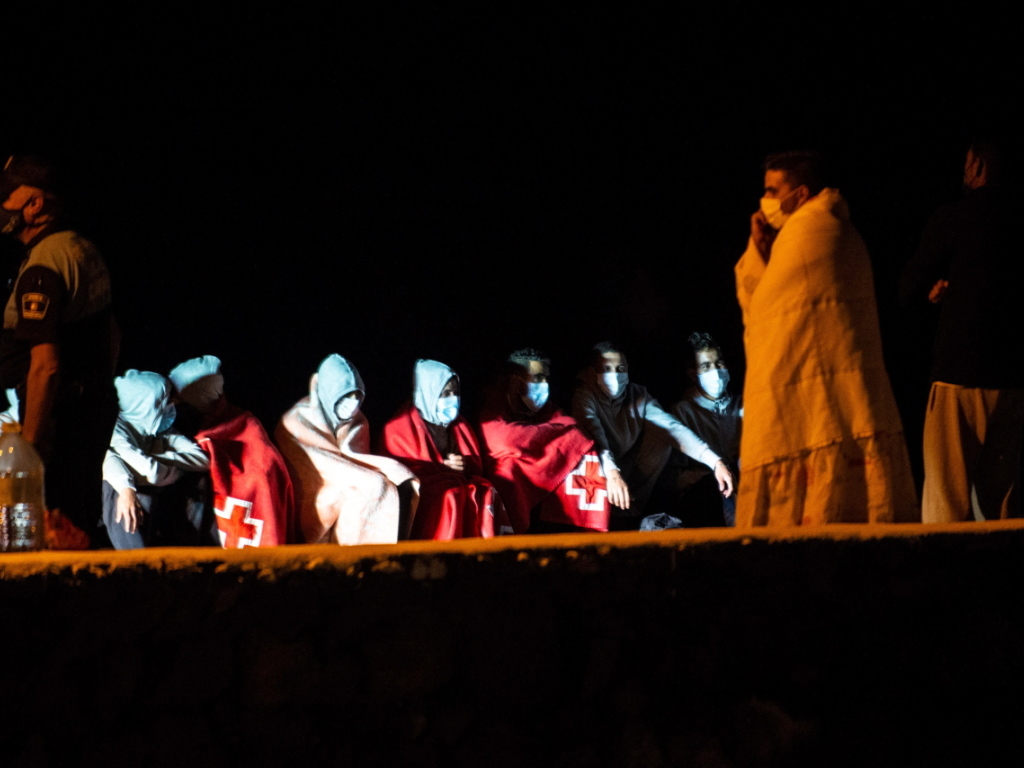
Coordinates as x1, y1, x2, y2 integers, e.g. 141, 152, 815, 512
102, 370, 213, 548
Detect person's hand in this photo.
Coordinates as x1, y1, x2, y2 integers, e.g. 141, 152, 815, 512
714, 461, 734, 499
444, 453, 465, 473
606, 468, 631, 510
751, 209, 776, 262
115, 488, 144, 534
928, 279, 949, 304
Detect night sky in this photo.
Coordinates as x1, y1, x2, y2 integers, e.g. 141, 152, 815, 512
6, 8, 1019, 476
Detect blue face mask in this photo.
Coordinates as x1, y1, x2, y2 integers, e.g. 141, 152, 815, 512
157, 404, 177, 434
436, 395, 459, 426
523, 382, 549, 412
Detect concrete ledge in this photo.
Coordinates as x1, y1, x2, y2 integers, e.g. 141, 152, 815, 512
5, 519, 1021, 576
5, 523, 1024, 766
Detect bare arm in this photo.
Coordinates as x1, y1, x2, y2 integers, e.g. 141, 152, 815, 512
103, 448, 145, 534
713, 460, 734, 498
22, 343, 60, 447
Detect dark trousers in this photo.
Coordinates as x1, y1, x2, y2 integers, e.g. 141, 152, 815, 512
101, 476, 217, 549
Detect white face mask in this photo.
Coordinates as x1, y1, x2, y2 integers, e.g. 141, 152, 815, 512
699, 369, 730, 400
522, 382, 549, 412
334, 393, 361, 422
759, 186, 801, 229
600, 372, 628, 397
436, 395, 460, 426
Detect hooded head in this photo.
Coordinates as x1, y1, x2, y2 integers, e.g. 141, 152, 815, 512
313, 354, 365, 434
413, 359, 459, 427
168, 355, 224, 414
115, 370, 176, 436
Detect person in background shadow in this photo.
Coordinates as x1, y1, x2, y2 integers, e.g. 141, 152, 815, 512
900, 134, 1023, 522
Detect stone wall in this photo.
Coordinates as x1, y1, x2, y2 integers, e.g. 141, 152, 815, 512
4, 523, 1024, 767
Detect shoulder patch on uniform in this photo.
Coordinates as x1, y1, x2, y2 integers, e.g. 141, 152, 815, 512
22, 293, 50, 320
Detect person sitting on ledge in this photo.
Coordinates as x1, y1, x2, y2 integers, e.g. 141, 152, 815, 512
479, 348, 610, 534
383, 358, 508, 539
275, 354, 418, 545
670, 331, 743, 527
169, 355, 296, 547
571, 341, 734, 530
102, 370, 213, 549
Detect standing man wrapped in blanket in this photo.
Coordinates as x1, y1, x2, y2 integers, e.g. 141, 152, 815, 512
735, 151, 917, 526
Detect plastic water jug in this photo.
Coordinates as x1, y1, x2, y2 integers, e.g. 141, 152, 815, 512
0, 421, 45, 551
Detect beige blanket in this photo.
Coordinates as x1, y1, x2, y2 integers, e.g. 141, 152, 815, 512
735, 188, 906, 471
275, 376, 418, 544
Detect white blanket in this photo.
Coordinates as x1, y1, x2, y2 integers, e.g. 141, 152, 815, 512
275, 373, 418, 545
735, 188, 905, 470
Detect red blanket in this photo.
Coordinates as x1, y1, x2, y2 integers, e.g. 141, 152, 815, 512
196, 399, 295, 547
382, 402, 507, 539
480, 399, 609, 532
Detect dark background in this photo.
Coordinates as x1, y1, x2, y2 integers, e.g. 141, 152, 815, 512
4, 8, 1018, 480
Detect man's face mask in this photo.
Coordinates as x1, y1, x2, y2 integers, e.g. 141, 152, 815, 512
600, 372, 628, 398
759, 186, 802, 230
523, 382, 549, 412
699, 369, 730, 400
334, 393, 361, 422
436, 396, 459, 426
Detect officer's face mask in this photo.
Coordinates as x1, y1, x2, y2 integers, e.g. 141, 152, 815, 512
436, 396, 460, 426
523, 382, 549, 412
334, 393, 361, 422
600, 372, 628, 398
699, 368, 730, 400
0, 206, 25, 237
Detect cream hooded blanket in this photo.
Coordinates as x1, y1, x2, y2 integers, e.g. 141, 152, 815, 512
735, 188, 905, 471
275, 356, 418, 544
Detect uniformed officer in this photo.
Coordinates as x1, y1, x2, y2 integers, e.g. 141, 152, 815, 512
0, 156, 119, 546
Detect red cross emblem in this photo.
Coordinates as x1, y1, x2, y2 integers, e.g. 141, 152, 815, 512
565, 455, 607, 511
214, 494, 263, 548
